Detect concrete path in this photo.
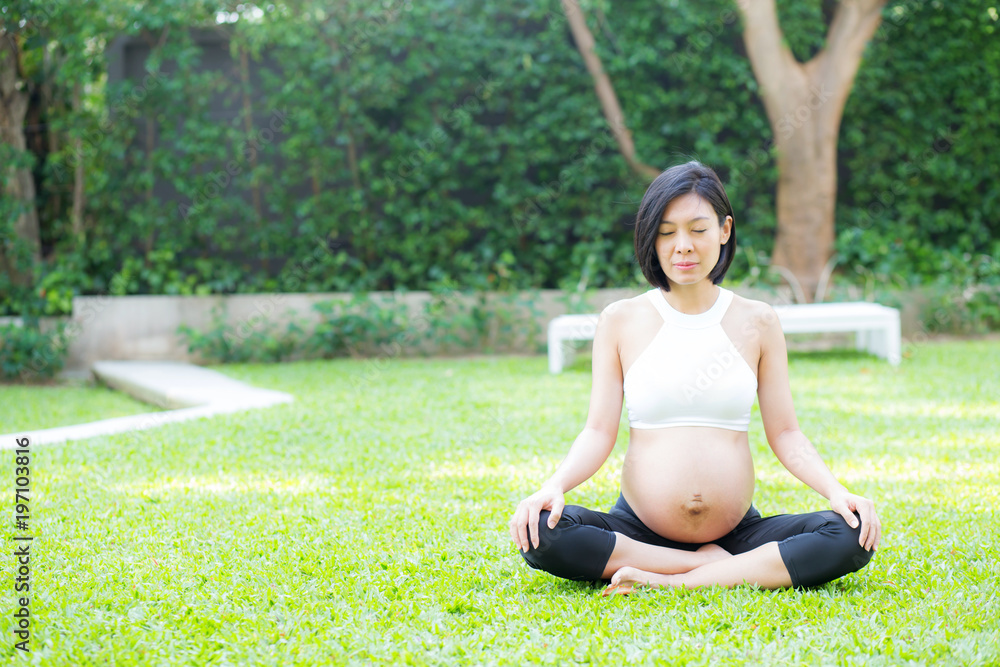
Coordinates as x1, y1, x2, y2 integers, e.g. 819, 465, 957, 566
1, 361, 294, 448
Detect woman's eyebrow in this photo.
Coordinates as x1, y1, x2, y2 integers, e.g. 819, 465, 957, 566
660, 216, 711, 225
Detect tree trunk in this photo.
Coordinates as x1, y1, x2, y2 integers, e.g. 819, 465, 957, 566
560, 0, 660, 181
71, 81, 85, 240
0, 33, 41, 287
738, 0, 887, 301
770, 94, 839, 301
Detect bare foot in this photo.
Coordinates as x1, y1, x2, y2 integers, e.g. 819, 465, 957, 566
608, 566, 677, 591
696, 543, 731, 566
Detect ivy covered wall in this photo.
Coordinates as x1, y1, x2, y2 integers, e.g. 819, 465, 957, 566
3, 0, 998, 316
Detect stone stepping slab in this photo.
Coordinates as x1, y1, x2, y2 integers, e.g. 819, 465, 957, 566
1, 361, 293, 448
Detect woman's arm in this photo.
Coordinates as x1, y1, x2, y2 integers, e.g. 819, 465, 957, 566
543, 302, 625, 493
755, 304, 882, 552
510, 301, 625, 552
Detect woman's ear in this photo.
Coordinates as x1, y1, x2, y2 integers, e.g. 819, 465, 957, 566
721, 216, 733, 244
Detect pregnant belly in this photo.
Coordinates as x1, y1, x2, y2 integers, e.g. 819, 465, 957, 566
621, 427, 756, 543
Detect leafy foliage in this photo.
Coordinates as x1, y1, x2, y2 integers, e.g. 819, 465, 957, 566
305, 294, 410, 359
2, 0, 998, 315
176, 289, 549, 364
177, 305, 305, 364
836, 0, 1000, 289
0, 317, 68, 381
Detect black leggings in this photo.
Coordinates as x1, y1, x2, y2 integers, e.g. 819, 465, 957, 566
520, 494, 873, 588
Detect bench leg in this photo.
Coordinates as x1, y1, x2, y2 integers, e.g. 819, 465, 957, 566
861, 323, 901, 365
561, 340, 576, 372
548, 329, 564, 373
855, 330, 869, 354
887, 315, 901, 366
869, 330, 887, 362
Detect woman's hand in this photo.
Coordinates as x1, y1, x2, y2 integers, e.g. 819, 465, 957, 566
509, 485, 566, 553
829, 489, 881, 552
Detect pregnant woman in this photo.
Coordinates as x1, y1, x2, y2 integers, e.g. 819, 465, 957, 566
509, 161, 881, 594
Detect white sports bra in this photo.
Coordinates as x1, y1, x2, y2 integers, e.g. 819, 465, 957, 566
623, 287, 758, 431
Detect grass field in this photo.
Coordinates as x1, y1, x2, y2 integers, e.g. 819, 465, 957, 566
0, 380, 160, 434
2, 340, 998, 665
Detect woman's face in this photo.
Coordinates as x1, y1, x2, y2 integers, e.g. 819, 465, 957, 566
655, 193, 732, 289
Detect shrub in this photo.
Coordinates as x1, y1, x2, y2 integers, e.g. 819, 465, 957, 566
921, 285, 1000, 334
178, 306, 305, 364
0, 318, 69, 382
305, 294, 410, 359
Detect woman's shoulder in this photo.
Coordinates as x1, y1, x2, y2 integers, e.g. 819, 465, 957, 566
727, 289, 773, 315
598, 291, 654, 326
725, 289, 784, 336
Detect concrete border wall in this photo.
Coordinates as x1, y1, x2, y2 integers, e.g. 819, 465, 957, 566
58, 286, 934, 371
63, 288, 640, 370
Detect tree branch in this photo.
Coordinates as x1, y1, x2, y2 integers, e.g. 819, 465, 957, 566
809, 0, 888, 132
560, 0, 659, 180
736, 0, 805, 126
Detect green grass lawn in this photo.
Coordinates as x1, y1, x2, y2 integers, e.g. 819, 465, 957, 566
3, 340, 998, 665
0, 380, 161, 433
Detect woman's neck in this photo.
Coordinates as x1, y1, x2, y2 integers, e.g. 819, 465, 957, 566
660, 281, 720, 315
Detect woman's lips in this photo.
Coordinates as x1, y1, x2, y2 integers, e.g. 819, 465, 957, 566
675, 262, 698, 270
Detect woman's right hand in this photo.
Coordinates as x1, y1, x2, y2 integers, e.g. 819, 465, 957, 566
509, 485, 565, 553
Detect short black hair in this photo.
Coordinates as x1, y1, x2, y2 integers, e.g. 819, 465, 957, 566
634, 161, 736, 291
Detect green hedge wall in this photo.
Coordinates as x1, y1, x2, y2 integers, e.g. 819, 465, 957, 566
5, 0, 999, 315
837, 0, 1000, 288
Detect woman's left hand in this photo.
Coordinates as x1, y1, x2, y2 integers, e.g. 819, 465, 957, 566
829, 490, 881, 552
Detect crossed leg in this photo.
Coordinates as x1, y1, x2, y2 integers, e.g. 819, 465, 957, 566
521, 503, 872, 591
600, 533, 732, 579
522, 507, 733, 582
606, 510, 874, 592
608, 541, 792, 592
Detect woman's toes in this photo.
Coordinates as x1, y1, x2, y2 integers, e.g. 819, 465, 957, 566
611, 566, 641, 587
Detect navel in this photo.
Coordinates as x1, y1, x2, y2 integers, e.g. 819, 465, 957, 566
681, 493, 706, 517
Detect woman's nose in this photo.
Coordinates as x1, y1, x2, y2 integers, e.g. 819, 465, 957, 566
674, 232, 694, 252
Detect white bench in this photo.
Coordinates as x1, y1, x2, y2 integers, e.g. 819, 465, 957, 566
547, 301, 901, 373
771, 301, 901, 365
547, 313, 600, 373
